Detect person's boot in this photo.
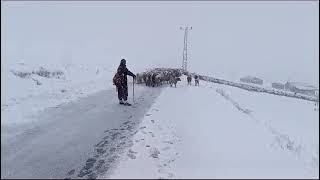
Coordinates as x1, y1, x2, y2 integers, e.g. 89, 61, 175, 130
123, 100, 131, 106
119, 100, 124, 105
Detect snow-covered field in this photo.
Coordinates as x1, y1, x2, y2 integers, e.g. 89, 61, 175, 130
1, 62, 117, 127
101, 78, 319, 179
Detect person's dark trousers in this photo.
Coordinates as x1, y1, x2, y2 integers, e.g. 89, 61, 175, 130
117, 85, 128, 101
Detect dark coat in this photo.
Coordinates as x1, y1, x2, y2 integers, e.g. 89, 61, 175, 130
117, 63, 135, 87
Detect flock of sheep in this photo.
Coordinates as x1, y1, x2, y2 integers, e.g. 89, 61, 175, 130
136, 68, 183, 88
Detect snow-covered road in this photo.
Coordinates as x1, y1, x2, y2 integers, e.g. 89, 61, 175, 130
1, 84, 163, 179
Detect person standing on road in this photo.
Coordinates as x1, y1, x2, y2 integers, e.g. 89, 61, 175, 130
113, 59, 136, 106
195, 75, 199, 86
187, 75, 192, 85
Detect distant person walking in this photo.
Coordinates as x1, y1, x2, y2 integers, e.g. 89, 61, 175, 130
187, 75, 192, 85
195, 75, 199, 86
113, 59, 136, 106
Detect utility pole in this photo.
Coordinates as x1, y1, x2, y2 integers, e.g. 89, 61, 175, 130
180, 26, 192, 72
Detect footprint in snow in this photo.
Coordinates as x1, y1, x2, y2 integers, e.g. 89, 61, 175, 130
123, 120, 131, 124
127, 153, 136, 159
77, 158, 97, 177
131, 130, 139, 136
129, 149, 138, 154
150, 147, 160, 158
161, 147, 170, 151
95, 140, 109, 148
149, 132, 155, 137
95, 159, 105, 170
163, 140, 174, 145
102, 136, 109, 140
127, 149, 138, 159
96, 148, 106, 155
67, 169, 75, 176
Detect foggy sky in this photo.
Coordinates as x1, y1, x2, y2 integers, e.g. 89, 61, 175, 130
2, 1, 319, 86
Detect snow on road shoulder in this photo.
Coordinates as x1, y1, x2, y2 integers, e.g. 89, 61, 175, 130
105, 85, 181, 179
1, 63, 116, 127
106, 78, 318, 179
208, 80, 319, 175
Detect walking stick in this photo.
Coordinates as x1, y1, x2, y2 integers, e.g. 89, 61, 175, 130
133, 77, 135, 103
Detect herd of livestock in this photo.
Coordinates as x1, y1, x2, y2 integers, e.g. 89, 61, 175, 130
134, 68, 319, 104
136, 68, 183, 87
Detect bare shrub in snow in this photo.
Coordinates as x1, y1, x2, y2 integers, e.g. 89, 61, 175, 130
10, 70, 32, 78
11, 67, 65, 80
33, 67, 64, 79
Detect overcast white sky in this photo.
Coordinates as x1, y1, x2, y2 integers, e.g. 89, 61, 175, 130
2, 1, 319, 86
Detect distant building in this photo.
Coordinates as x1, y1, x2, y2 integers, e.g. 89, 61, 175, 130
240, 76, 263, 85
284, 82, 318, 96
272, 82, 285, 90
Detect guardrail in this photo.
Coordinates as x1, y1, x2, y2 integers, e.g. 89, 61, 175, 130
189, 72, 318, 102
